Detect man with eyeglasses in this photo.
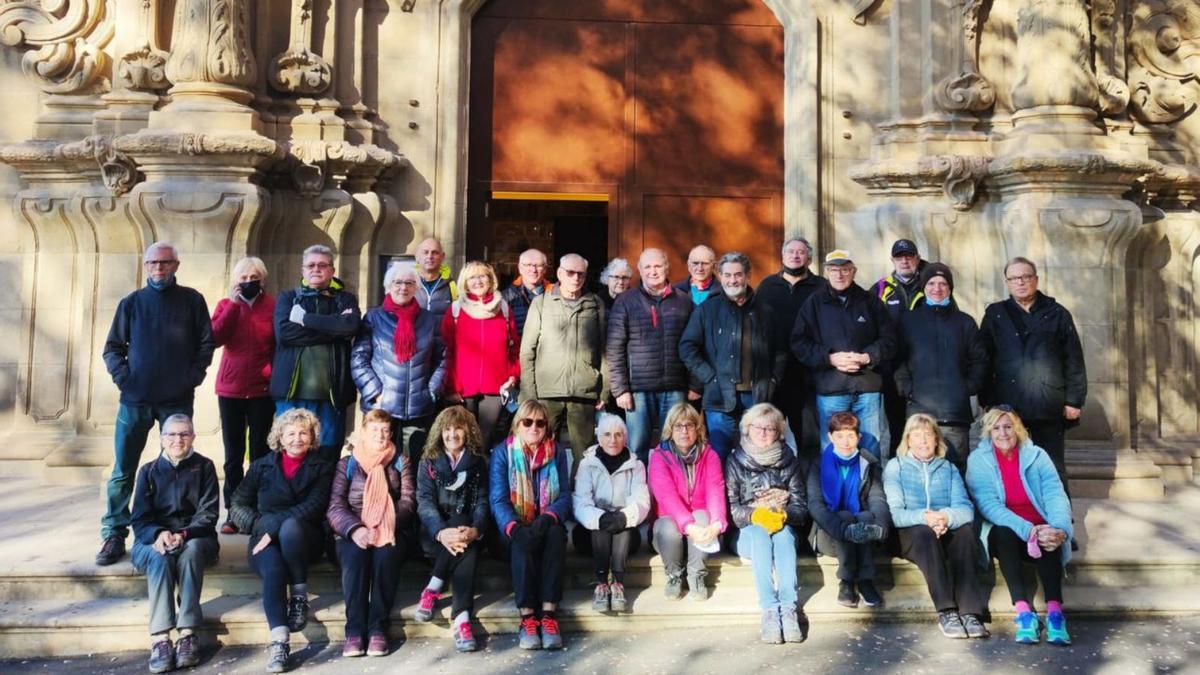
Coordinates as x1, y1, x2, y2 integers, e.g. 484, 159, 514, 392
520, 253, 608, 469
873, 239, 929, 455
270, 244, 361, 461
673, 245, 721, 306
98, 242, 214, 566
503, 248, 554, 337
791, 250, 895, 453
413, 237, 457, 319
979, 256, 1086, 496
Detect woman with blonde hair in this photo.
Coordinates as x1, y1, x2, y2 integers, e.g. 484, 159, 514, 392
883, 413, 986, 639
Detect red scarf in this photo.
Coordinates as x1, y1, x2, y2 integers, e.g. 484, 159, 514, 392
382, 295, 420, 363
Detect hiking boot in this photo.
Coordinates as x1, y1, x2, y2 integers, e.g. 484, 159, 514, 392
688, 574, 710, 602
664, 574, 684, 600
341, 636, 364, 657
286, 595, 308, 632
265, 641, 290, 673
518, 615, 541, 650
937, 610, 968, 639
1045, 611, 1072, 645
858, 580, 883, 607
148, 638, 174, 673
366, 633, 388, 657
961, 613, 990, 639
836, 581, 858, 608
780, 606, 805, 643
1014, 610, 1040, 644
96, 535, 126, 566
760, 608, 783, 644
415, 588, 439, 623
453, 620, 477, 653
609, 581, 628, 612
540, 614, 563, 650
174, 634, 199, 668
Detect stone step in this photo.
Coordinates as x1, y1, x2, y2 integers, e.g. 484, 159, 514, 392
1067, 448, 1165, 501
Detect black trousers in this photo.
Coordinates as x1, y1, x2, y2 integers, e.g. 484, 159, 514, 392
882, 375, 906, 456
248, 517, 324, 630
774, 365, 809, 458
217, 396, 274, 514
390, 415, 435, 466
572, 524, 641, 583
814, 526, 876, 582
428, 513, 483, 617
463, 395, 505, 450
337, 537, 407, 638
1025, 420, 1072, 499
988, 525, 1064, 605
898, 524, 985, 615
503, 522, 567, 610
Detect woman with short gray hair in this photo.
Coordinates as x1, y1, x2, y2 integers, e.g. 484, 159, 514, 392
599, 257, 633, 309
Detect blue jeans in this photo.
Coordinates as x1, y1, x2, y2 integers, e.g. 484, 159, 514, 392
102, 401, 194, 539
705, 392, 755, 462
816, 392, 883, 455
736, 524, 799, 611
132, 538, 218, 635
626, 390, 686, 464
275, 399, 347, 461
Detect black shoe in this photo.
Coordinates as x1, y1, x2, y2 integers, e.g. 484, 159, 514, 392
938, 610, 968, 639
961, 613, 991, 639
858, 580, 883, 607
286, 595, 309, 632
95, 536, 126, 566
836, 581, 858, 608
174, 634, 199, 668
148, 638, 174, 673
265, 641, 290, 673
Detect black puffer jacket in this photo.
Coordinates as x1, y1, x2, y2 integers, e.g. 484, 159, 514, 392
501, 279, 549, 336
416, 451, 489, 544
790, 282, 895, 395
607, 284, 694, 396
350, 306, 446, 419
894, 300, 988, 425
229, 452, 335, 549
724, 446, 807, 529
806, 448, 891, 548
270, 281, 361, 408
978, 292, 1086, 421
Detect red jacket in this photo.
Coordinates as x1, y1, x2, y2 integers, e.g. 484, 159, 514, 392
440, 301, 521, 398
212, 295, 276, 398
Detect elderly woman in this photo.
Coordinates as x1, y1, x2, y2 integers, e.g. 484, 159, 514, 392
807, 411, 891, 610
725, 403, 806, 644
230, 408, 333, 674
440, 261, 520, 448
351, 261, 446, 462
599, 257, 633, 309
414, 406, 490, 653
648, 402, 727, 602
967, 406, 1073, 645
573, 414, 650, 613
490, 400, 571, 650
883, 414, 987, 639
326, 409, 415, 658
212, 256, 276, 534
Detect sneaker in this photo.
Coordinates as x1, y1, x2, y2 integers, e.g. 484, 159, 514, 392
286, 595, 308, 632
148, 638, 174, 673
175, 634, 199, 668
1045, 611, 1072, 645
780, 606, 805, 643
937, 610, 968, 639
220, 521, 238, 535
540, 614, 563, 650
664, 574, 684, 600
961, 613, 990, 639
592, 582, 610, 612
341, 635, 365, 657
366, 633, 388, 657
609, 582, 628, 613
760, 608, 783, 644
688, 574, 710, 602
1014, 610, 1041, 644
858, 580, 883, 607
518, 615, 541, 650
837, 581, 858, 608
265, 641, 290, 673
95, 535, 126, 566
415, 588, 439, 623
453, 621, 477, 653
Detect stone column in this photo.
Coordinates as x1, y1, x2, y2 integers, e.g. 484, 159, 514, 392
1008, 0, 1101, 138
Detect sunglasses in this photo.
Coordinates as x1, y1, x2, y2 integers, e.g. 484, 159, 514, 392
520, 418, 548, 429
992, 404, 1014, 413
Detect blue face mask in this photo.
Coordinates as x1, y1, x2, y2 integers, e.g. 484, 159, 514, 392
925, 296, 951, 307
148, 274, 175, 290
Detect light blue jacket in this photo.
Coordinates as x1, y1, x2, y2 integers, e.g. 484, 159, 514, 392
965, 437, 1073, 565
882, 455, 973, 530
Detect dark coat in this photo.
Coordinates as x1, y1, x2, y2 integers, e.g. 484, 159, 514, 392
672, 277, 721, 305
350, 306, 446, 419
873, 261, 928, 323
757, 271, 829, 383
229, 452, 335, 549
724, 446, 808, 529
130, 451, 220, 545
326, 453, 417, 540
103, 284, 214, 407
790, 282, 896, 395
416, 451, 490, 539
679, 288, 788, 413
415, 276, 454, 320
607, 284, 694, 396
894, 300, 988, 425
806, 448, 891, 547
269, 282, 361, 408
978, 292, 1086, 421
501, 278, 551, 336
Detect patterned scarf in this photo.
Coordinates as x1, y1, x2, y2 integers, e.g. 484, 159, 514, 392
353, 437, 397, 547
459, 292, 504, 320
821, 447, 862, 513
381, 294, 420, 363
670, 441, 702, 491
507, 434, 559, 525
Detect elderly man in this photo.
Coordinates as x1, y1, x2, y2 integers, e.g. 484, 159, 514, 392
414, 237, 456, 319
791, 250, 895, 451
757, 237, 829, 456
679, 252, 787, 461
520, 253, 608, 467
873, 238, 928, 452
980, 256, 1086, 495
607, 248, 696, 462
98, 242, 214, 567
271, 244, 361, 461
673, 245, 721, 306
130, 414, 219, 673
504, 248, 554, 336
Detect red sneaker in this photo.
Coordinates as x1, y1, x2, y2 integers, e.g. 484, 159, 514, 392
414, 587, 439, 623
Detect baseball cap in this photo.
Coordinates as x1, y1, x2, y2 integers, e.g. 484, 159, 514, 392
824, 249, 853, 265
891, 239, 918, 257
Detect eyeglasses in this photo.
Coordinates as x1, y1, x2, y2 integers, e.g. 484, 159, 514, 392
560, 268, 587, 278
1005, 274, 1035, 283
162, 432, 193, 439
144, 259, 178, 267
304, 262, 333, 271
688, 260, 714, 267
748, 424, 776, 434
609, 275, 631, 281
389, 279, 417, 287
672, 422, 698, 431
520, 418, 548, 429
520, 262, 547, 269
826, 267, 854, 275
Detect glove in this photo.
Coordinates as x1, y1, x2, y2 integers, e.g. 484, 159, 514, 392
750, 507, 786, 535
844, 522, 885, 544
598, 510, 628, 533
531, 514, 554, 537
289, 304, 307, 325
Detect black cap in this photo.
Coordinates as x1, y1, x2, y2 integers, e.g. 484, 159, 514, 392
919, 262, 954, 293
891, 239, 918, 257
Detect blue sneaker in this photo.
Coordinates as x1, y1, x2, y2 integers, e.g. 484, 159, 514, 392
1014, 610, 1040, 644
1045, 611, 1072, 645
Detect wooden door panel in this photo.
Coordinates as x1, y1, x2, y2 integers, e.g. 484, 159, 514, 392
478, 0, 780, 26
638, 192, 783, 282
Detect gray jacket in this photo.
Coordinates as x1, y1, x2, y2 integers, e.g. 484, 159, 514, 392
519, 288, 608, 401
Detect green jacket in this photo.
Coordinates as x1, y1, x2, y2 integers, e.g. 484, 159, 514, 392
519, 288, 608, 401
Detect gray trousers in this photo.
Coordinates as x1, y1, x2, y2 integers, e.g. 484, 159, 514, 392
652, 511, 711, 580
132, 537, 219, 635
939, 424, 970, 471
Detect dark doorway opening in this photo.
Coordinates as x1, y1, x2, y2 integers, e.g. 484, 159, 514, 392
478, 196, 609, 288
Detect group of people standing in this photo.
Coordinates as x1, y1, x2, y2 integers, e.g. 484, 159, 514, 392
99, 234, 1085, 673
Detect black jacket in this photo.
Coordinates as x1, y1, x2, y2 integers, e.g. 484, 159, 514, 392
873, 261, 928, 323
501, 281, 547, 337
679, 288, 788, 413
607, 284, 694, 396
416, 451, 490, 541
978, 292, 1086, 421
758, 271, 829, 383
269, 281, 361, 408
103, 283, 214, 406
130, 451, 220, 545
790, 283, 896, 395
806, 449, 891, 546
894, 300, 988, 425
229, 452, 335, 549
724, 447, 807, 529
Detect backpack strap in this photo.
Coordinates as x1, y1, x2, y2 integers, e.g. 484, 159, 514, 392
451, 300, 461, 322
449, 280, 458, 301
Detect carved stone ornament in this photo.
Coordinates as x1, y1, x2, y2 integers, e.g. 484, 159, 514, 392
1011, 0, 1100, 111
848, 155, 992, 211
401, 0, 416, 11
934, 0, 995, 113
165, 0, 257, 90
117, 40, 170, 92
850, 0, 883, 25
269, 47, 332, 95
1091, 0, 1131, 116
1128, 0, 1200, 124
0, 0, 113, 94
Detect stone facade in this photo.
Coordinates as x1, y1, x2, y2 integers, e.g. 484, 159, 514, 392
0, 0, 1195, 491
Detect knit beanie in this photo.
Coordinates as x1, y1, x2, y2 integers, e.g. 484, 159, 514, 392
918, 262, 954, 294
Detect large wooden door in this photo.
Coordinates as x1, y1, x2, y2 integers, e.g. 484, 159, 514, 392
468, 0, 785, 280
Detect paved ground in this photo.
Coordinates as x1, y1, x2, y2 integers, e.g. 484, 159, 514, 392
3, 617, 1197, 674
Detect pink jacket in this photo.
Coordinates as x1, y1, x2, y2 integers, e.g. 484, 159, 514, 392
648, 442, 728, 533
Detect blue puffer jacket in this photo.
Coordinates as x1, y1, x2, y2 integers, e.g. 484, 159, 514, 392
882, 454, 973, 530
350, 306, 446, 420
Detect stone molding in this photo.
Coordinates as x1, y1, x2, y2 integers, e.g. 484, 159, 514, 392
0, 0, 112, 94
849, 155, 992, 211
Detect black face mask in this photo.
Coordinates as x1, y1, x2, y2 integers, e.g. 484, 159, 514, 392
238, 279, 263, 300
783, 265, 808, 277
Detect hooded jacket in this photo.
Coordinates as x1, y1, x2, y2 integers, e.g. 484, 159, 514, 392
572, 447, 652, 531
790, 282, 896, 395
873, 260, 928, 323
724, 446, 807, 529
607, 283, 694, 396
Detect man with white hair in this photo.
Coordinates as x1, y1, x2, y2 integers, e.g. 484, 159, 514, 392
503, 248, 554, 336
98, 242, 214, 566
